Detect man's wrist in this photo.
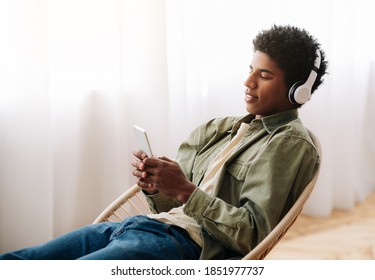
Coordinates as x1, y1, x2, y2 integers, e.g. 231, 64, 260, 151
177, 182, 197, 203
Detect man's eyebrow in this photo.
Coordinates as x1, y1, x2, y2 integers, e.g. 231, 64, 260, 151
249, 65, 274, 75
259, 68, 274, 75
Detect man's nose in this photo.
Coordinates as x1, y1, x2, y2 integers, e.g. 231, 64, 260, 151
244, 73, 256, 89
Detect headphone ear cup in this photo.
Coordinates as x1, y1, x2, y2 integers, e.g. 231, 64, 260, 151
288, 81, 304, 104
289, 50, 321, 105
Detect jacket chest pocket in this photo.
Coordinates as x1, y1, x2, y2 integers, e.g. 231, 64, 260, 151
191, 150, 222, 185
226, 161, 251, 182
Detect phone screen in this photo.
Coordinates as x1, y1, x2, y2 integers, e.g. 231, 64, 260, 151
133, 125, 153, 157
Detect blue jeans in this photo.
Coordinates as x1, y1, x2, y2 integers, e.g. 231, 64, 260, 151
0, 216, 201, 260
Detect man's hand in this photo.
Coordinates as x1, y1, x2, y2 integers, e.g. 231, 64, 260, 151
141, 156, 197, 203
132, 150, 196, 203
132, 149, 159, 194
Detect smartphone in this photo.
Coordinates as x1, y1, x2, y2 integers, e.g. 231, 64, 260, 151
133, 125, 153, 157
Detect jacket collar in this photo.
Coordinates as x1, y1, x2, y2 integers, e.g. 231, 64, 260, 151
259, 109, 299, 133
230, 109, 299, 135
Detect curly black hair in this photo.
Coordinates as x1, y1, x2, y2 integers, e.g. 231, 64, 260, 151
253, 25, 328, 100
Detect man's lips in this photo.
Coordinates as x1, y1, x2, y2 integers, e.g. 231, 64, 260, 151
245, 93, 258, 103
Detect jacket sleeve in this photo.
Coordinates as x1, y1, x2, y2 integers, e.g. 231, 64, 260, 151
183, 133, 320, 255
143, 191, 182, 214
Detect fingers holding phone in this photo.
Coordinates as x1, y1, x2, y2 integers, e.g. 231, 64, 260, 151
132, 126, 158, 194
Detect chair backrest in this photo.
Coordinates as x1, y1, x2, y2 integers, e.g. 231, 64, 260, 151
242, 129, 322, 260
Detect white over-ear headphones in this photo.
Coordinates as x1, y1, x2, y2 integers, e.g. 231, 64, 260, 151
288, 50, 321, 105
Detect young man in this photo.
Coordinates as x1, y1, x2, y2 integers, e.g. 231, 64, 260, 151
0, 25, 328, 260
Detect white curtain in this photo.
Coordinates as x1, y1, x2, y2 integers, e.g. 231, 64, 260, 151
1, 0, 374, 253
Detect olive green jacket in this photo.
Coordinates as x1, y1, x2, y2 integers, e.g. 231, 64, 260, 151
145, 109, 320, 259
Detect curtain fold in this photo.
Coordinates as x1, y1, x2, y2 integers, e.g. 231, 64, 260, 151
1, 0, 374, 253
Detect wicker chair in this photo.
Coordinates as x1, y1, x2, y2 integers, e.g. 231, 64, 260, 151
93, 129, 322, 260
